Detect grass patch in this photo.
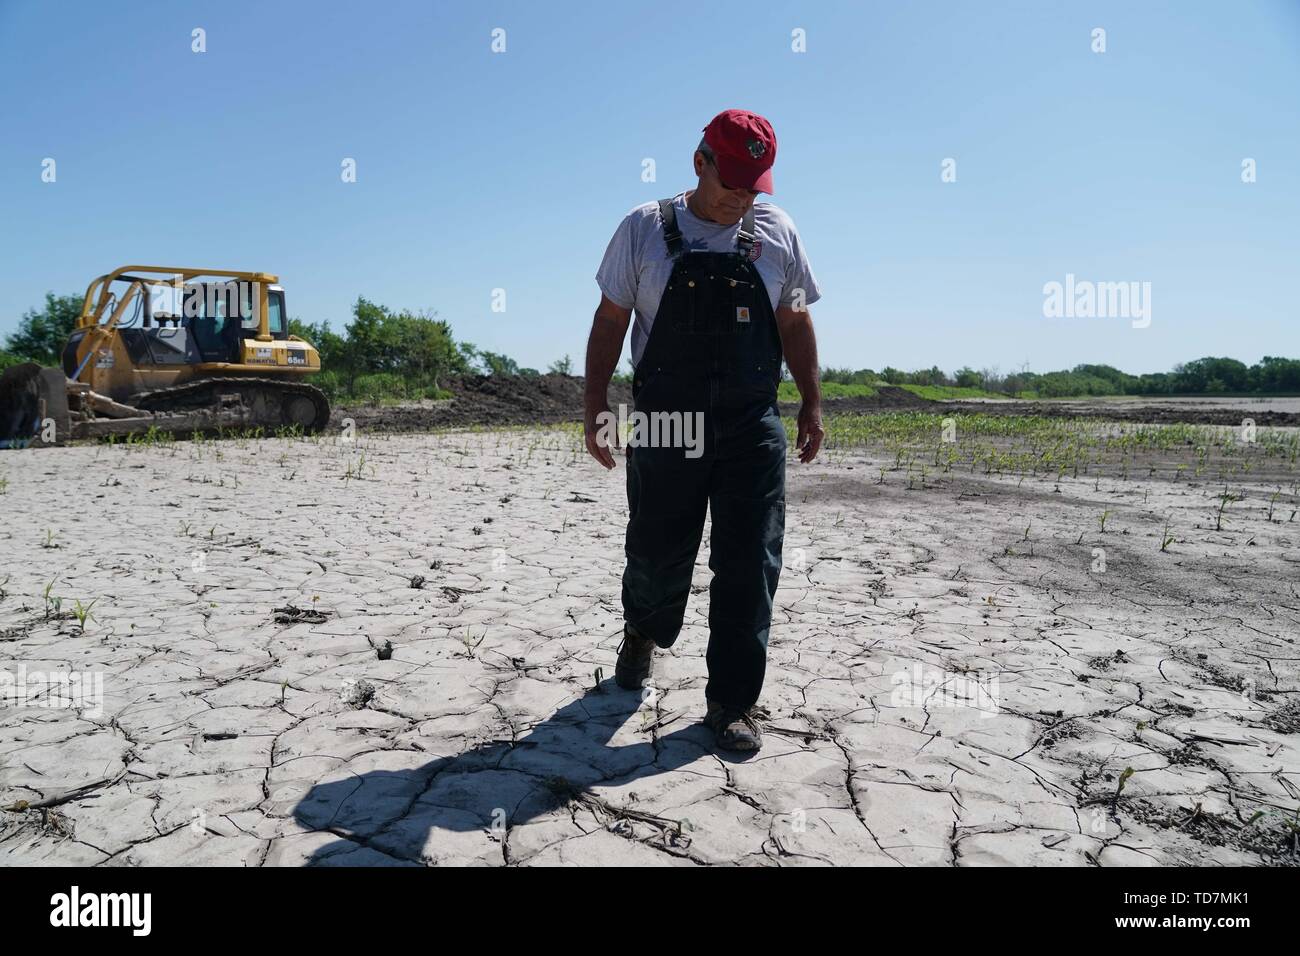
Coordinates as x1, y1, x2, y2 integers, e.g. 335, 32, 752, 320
778, 411, 1300, 483
896, 384, 1008, 401
779, 381, 877, 402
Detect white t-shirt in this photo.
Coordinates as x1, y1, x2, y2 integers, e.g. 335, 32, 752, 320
595, 190, 821, 366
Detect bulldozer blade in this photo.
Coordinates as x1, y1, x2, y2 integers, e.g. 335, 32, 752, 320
0, 364, 70, 448
2, 364, 254, 446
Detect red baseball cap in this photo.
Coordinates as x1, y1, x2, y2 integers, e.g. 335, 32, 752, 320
701, 109, 777, 194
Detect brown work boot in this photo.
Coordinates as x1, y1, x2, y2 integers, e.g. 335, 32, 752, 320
614, 623, 655, 690
704, 699, 764, 752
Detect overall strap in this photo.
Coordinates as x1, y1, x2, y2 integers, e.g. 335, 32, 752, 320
735, 205, 757, 258
659, 198, 683, 258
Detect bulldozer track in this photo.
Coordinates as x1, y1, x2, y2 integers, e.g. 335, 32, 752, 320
130, 377, 331, 433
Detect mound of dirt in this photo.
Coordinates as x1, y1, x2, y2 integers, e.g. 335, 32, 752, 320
776, 385, 932, 416
333, 374, 633, 432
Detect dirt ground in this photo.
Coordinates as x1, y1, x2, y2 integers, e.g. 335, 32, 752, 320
1, 422, 1296, 866
333, 379, 1300, 432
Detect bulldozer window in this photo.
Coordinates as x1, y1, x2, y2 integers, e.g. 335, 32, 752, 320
192, 312, 229, 362
231, 286, 285, 338
267, 290, 287, 337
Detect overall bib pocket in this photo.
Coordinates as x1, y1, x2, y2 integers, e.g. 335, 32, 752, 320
665, 254, 761, 337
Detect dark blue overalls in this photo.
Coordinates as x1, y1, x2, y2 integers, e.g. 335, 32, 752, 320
622, 198, 786, 712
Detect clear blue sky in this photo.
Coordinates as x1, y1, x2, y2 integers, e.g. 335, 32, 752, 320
1, 0, 1297, 376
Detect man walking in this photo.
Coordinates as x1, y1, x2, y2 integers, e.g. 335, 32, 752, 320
584, 109, 823, 752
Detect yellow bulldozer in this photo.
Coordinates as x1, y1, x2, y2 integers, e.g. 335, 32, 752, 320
1, 266, 331, 445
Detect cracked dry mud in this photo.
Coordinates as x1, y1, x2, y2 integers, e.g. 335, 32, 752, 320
1, 427, 1297, 866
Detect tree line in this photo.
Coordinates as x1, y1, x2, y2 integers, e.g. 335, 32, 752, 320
824, 357, 1300, 397
4, 292, 1298, 400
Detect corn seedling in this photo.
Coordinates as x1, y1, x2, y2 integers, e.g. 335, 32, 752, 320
1112, 766, 1135, 808
1160, 517, 1176, 552
1215, 488, 1240, 531
43, 580, 61, 620
72, 599, 97, 634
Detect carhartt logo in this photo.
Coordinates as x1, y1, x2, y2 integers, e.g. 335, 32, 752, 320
746, 138, 766, 159
736, 307, 751, 323
49, 886, 152, 936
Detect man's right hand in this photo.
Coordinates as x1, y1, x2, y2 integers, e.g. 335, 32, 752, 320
583, 295, 634, 470
585, 401, 618, 469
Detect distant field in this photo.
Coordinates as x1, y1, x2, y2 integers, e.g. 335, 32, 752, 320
776, 382, 1004, 402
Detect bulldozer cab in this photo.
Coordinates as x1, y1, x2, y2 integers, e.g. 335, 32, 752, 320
162, 281, 289, 363
62, 266, 318, 404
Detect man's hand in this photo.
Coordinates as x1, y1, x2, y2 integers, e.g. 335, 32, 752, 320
583, 295, 633, 470
795, 401, 824, 463
585, 400, 619, 469
774, 304, 823, 463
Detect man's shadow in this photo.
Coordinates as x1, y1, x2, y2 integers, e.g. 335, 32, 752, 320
292, 681, 725, 865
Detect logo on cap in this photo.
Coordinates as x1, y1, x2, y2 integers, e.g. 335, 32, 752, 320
746, 138, 767, 159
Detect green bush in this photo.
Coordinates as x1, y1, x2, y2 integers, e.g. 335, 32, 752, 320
345, 373, 451, 404
4, 293, 83, 366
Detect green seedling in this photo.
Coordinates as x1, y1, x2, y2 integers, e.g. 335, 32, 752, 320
72, 599, 96, 634
1215, 488, 1240, 531
43, 580, 62, 621
1160, 517, 1176, 552
1113, 766, 1135, 807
